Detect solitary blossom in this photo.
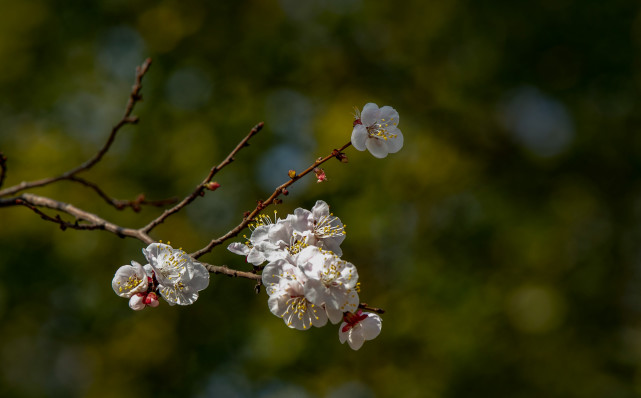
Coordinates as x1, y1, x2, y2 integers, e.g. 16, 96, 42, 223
352, 103, 404, 158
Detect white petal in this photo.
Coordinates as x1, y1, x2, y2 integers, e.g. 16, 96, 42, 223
311, 200, 330, 220
291, 208, 313, 232
227, 242, 250, 256
246, 248, 266, 265
351, 125, 368, 151
142, 242, 172, 263
347, 331, 365, 350
365, 137, 389, 158
250, 225, 270, 243
360, 314, 383, 340
310, 304, 328, 328
188, 261, 210, 291
129, 294, 146, 311
360, 103, 379, 126
326, 306, 344, 324
378, 106, 400, 126
385, 128, 404, 153
143, 263, 153, 277
342, 289, 360, 313
339, 323, 349, 343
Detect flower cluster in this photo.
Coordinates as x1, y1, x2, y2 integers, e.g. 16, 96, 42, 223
112, 243, 210, 310
228, 200, 382, 350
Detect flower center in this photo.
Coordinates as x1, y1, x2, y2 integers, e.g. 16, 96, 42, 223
313, 214, 345, 239
117, 274, 144, 293
366, 117, 398, 141
342, 310, 368, 332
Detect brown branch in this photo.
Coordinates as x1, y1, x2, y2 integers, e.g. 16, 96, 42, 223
191, 141, 352, 259
66, 176, 177, 212
358, 303, 385, 314
0, 58, 153, 198
141, 121, 264, 234
202, 262, 261, 280
19, 201, 106, 231
0, 152, 6, 189
1, 193, 154, 243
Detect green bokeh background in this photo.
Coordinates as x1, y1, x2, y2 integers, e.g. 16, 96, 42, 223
1, 0, 640, 397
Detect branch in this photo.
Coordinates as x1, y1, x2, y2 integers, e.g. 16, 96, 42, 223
19, 201, 106, 231
0, 58, 153, 198
202, 262, 261, 280
1, 193, 154, 243
191, 141, 352, 259
141, 121, 264, 233
0, 152, 6, 189
358, 303, 385, 314
66, 176, 177, 212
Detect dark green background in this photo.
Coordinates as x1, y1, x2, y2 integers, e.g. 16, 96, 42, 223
0, 0, 640, 397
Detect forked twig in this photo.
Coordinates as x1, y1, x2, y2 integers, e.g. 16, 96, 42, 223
0, 58, 153, 198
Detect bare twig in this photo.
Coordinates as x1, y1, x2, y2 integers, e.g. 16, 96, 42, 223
191, 141, 352, 259
66, 176, 177, 212
19, 202, 106, 231
0, 58, 153, 198
142, 121, 264, 233
0, 152, 6, 189
1, 193, 154, 243
358, 303, 385, 314
202, 262, 261, 280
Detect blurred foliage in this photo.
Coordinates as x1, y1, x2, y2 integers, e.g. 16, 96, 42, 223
1, 0, 641, 397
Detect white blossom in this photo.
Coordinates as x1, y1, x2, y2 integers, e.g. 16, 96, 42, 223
339, 311, 382, 350
262, 255, 327, 330
227, 213, 289, 266
142, 242, 209, 306
290, 200, 346, 256
112, 261, 149, 298
351, 103, 403, 158
298, 246, 359, 323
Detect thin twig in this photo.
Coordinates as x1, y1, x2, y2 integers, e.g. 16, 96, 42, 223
191, 141, 352, 259
142, 121, 264, 233
358, 303, 385, 314
201, 262, 261, 280
0, 193, 154, 243
0, 58, 153, 198
20, 202, 106, 231
0, 152, 6, 189
66, 176, 177, 212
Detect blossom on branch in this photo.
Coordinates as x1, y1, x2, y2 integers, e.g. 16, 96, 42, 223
352, 103, 404, 158
112, 261, 149, 298
298, 246, 359, 323
142, 242, 210, 306
339, 310, 382, 350
228, 201, 346, 263
263, 255, 328, 330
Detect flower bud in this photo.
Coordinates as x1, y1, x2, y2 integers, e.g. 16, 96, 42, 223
205, 182, 221, 191
288, 170, 296, 179
314, 168, 327, 183
129, 293, 147, 311
145, 292, 160, 308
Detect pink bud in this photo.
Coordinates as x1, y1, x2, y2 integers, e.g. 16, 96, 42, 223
205, 182, 221, 191
145, 292, 160, 307
314, 168, 327, 183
